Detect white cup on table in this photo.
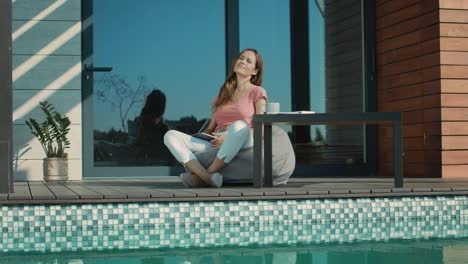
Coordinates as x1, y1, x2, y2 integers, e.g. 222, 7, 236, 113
265, 102, 280, 114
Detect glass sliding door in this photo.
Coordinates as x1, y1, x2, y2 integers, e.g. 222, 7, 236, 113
237, 0, 375, 176
239, 0, 292, 116
82, 0, 225, 177
299, 0, 375, 176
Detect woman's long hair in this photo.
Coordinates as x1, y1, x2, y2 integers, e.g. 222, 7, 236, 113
213, 48, 263, 111
139, 89, 166, 120
135, 89, 167, 142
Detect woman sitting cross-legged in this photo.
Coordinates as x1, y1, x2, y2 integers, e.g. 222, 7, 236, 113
164, 48, 267, 187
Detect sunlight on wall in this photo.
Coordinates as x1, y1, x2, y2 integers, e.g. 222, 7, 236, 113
12, 0, 67, 41
12, 21, 81, 82
13, 13, 92, 82
13, 62, 81, 122
12, 15, 92, 122
12, 0, 85, 180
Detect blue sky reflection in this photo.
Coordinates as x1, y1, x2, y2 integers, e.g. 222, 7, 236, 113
93, 0, 325, 133
93, 0, 225, 131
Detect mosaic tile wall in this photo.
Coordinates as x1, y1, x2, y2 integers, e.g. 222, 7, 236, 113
0, 196, 467, 253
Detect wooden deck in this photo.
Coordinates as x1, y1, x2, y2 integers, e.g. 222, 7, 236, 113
1, 178, 468, 205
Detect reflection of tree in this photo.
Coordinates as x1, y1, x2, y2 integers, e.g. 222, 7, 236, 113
93, 116, 208, 166
95, 74, 153, 133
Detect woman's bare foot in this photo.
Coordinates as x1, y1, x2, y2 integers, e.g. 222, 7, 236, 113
179, 172, 208, 187
185, 160, 223, 187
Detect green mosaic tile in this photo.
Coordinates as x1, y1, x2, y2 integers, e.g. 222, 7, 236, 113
0, 196, 467, 253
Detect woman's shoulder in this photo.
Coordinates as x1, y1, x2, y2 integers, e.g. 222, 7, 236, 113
249, 85, 267, 102
250, 85, 266, 94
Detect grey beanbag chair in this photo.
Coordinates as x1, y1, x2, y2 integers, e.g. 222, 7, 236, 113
192, 126, 295, 185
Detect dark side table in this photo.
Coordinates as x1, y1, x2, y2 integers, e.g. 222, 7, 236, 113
252, 112, 403, 188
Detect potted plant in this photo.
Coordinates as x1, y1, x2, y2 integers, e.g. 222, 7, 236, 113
25, 101, 71, 181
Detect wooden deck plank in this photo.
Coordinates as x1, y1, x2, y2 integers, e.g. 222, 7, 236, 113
28, 182, 55, 200
239, 190, 265, 197
1, 178, 468, 204
138, 187, 178, 198
81, 184, 127, 199
139, 188, 174, 198
106, 186, 151, 199
329, 189, 350, 194
451, 186, 468, 191
432, 187, 452, 192
411, 187, 432, 192
8, 182, 31, 200
350, 189, 372, 194
186, 189, 220, 198
205, 189, 244, 197
273, 188, 308, 196
371, 188, 392, 193
190, 189, 243, 198
217, 189, 243, 197
64, 184, 103, 199
167, 189, 197, 198
196, 187, 256, 197
263, 189, 286, 196
46, 184, 79, 200
306, 190, 329, 195
391, 188, 413, 193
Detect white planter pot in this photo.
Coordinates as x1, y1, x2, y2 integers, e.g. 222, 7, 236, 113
43, 158, 68, 182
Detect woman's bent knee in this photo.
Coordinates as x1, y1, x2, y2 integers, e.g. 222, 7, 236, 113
163, 130, 179, 146
229, 120, 250, 133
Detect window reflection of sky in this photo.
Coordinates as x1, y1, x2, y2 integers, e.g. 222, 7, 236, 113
309, 0, 325, 114
93, 0, 325, 132
93, 0, 225, 131
240, 0, 292, 113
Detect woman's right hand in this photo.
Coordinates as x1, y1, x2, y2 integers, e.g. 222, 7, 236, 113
210, 132, 225, 148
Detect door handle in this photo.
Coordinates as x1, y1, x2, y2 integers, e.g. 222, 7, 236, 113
84, 64, 112, 80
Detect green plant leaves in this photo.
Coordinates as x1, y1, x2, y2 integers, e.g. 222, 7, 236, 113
25, 101, 71, 158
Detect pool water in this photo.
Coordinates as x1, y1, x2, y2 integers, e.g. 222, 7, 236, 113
1, 238, 467, 264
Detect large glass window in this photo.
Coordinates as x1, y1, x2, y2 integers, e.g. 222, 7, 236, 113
86, 0, 225, 177
238, 0, 367, 173
84, 0, 372, 178
239, 0, 291, 115
302, 0, 366, 169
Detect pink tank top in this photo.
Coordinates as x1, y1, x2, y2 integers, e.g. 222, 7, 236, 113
213, 85, 267, 131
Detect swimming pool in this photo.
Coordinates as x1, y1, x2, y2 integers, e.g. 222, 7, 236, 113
0, 196, 467, 262
0, 237, 467, 264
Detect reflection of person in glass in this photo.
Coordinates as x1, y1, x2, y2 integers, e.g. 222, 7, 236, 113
164, 49, 267, 187
134, 89, 170, 163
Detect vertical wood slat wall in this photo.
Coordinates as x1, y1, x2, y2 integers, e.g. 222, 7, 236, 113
376, 0, 441, 177
439, 0, 468, 177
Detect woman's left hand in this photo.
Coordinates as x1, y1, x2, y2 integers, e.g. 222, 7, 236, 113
210, 132, 225, 148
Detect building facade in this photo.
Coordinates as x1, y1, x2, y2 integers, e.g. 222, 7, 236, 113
1, 0, 467, 190
377, 0, 468, 178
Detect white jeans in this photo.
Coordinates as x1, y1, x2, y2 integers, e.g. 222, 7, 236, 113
163, 120, 253, 164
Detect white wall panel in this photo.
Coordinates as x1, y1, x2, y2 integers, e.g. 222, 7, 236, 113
12, 20, 80, 55
14, 158, 82, 181
12, 0, 82, 181
13, 0, 80, 21
13, 55, 81, 90
13, 89, 81, 125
